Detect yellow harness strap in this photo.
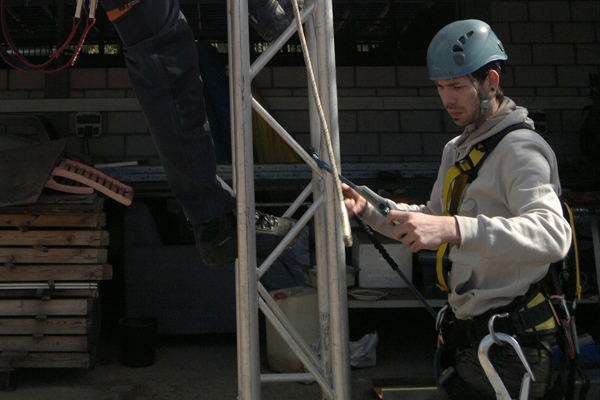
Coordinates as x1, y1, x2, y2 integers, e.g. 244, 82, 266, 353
521, 292, 557, 332
436, 245, 450, 291
563, 202, 582, 300
436, 144, 488, 292
442, 145, 487, 216
434, 123, 535, 292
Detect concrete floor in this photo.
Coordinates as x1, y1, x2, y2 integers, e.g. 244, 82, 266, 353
3, 306, 600, 400
0, 308, 440, 400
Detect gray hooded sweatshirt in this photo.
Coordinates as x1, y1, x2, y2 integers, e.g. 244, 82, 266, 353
362, 97, 572, 319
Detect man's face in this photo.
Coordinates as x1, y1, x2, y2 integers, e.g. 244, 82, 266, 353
435, 76, 481, 129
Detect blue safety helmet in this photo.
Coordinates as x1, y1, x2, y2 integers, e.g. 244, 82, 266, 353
427, 19, 507, 81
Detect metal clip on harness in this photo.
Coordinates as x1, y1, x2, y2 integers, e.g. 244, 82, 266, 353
478, 314, 536, 400
1, 0, 97, 72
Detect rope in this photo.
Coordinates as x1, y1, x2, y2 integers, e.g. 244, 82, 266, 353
353, 214, 438, 319
290, 0, 352, 247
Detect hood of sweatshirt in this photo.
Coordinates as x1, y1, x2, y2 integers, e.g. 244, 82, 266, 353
452, 97, 536, 160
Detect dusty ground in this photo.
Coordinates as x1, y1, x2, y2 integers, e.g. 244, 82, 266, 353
1, 308, 439, 400
3, 306, 599, 399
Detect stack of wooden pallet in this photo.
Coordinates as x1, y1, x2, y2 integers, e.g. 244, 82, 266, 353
0, 193, 112, 389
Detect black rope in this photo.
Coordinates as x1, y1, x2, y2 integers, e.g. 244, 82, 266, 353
353, 214, 438, 319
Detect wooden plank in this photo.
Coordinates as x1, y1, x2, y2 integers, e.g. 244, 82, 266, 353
32, 193, 99, 205
0, 230, 109, 246
87, 293, 101, 369
3, 352, 91, 369
0, 317, 88, 335
0, 289, 98, 298
0, 194, 104, 215
0, 299, 89, 316
0, 336, 88, 352
0, 213, 106, 228
0, 264, 112, 282
0, 248, 107, 264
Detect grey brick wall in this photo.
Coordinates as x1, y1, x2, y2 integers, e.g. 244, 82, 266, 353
71, 68, 107, 89
489, 0, 599, 165
0, 70, 7, 90
0, 0, 598, 169
8, 71, 45, 90
529, 1, 571, 21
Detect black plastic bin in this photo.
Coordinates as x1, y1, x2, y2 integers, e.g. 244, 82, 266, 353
119, 317, 158, 368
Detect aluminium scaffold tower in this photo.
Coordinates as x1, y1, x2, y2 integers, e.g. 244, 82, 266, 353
227, 0, 352, 399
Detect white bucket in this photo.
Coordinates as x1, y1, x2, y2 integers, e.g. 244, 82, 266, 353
266, 286, 319, 373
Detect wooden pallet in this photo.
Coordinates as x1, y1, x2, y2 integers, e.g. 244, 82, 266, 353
0, 194, 111, 388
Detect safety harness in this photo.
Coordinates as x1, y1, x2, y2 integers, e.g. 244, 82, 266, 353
437, 283, 557, 349
435, 122, 533, 292
433, 122, 589, 400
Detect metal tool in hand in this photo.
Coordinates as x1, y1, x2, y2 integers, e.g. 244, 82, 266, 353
478, 314, 535, 400
312, 152, 438, 319
311, 153, 400, 219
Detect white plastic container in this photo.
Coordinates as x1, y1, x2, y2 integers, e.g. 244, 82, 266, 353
266, 286, 319, 373
351, 231, 412, 288
302, 266, 356, 288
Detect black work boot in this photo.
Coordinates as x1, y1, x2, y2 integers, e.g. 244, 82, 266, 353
248, 0, 304, 41
254, 211, 296, 258
194, 210, 296, 268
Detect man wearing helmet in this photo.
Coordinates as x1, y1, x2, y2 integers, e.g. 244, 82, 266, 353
343, 20, 571, 399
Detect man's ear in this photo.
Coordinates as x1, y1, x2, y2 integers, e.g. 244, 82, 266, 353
487, 69, 500, 91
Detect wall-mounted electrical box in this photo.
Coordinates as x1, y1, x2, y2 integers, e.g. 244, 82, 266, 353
75, 112, 102, 137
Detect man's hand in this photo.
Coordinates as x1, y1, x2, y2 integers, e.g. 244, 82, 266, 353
342, 183, 367, 217
385, 210, 460, 252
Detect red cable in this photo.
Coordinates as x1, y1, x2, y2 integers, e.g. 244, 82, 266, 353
70, 17, 96, 67
2, 17, 82, 69
1, 0, 94, 73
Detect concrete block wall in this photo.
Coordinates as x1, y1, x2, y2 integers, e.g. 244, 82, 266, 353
0, 67, 160, 164
255, 1, 599, 166
488, 0, 600, 163
256, 64, 461, 164
0, 0, 598, 169
67, 68, 159, 164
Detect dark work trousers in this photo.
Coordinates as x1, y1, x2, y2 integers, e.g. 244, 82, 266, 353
428, 343, 554, 400
100, 0, 236, 225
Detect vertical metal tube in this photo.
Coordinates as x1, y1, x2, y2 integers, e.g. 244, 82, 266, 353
228, 0, 261, 399
314, 0, 351, 399
305, 8, 332, 398
228, 0, 350, 398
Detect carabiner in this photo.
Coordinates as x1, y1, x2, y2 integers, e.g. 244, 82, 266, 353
479, 332, 536, 400
488, 312, 510, 346
551, 295, 571, 321
436, 303, 450, 332
479, 313, 536, 400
